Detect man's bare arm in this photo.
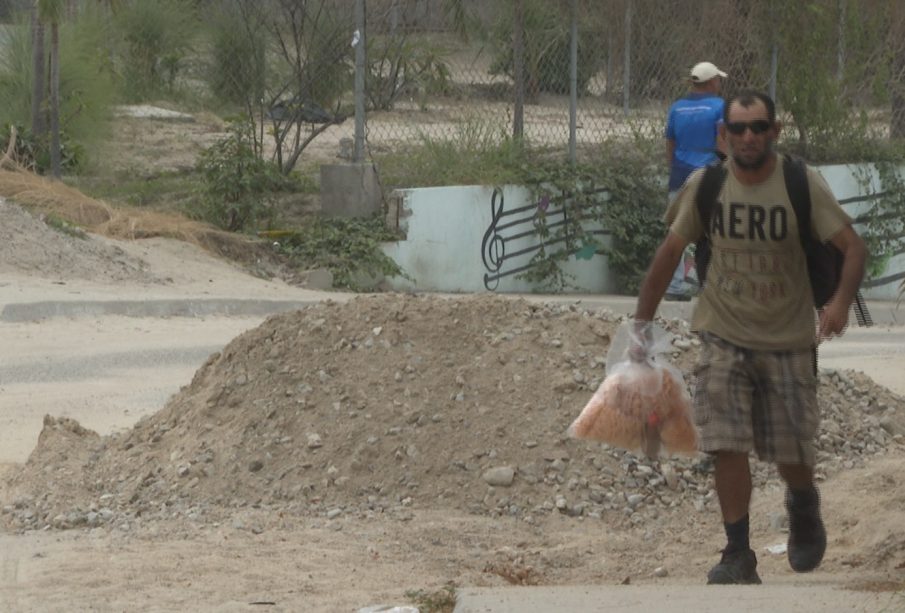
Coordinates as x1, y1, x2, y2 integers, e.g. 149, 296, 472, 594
634, 231, 688, 322
819, 224, 867, 338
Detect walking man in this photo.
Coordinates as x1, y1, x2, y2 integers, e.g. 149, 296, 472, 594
635, 90, 866, 583
664, 61, 728, 300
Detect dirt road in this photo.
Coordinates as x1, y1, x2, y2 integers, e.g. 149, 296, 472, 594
0, 229, 903, 612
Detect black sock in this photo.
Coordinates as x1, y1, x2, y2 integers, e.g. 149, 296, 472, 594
724, 514, 750, 553
789, 485, 819, 509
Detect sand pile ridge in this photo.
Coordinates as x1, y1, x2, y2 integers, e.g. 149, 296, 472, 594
4, 295, 904, 553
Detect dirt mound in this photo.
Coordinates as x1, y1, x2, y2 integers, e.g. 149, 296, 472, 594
0, 198, 163, 283
4, 295, 905, 570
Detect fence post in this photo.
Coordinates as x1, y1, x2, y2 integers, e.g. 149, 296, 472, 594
390, 0, 399, 33
769, 41, 778, 103
569, 0, 578, 164
513, 0, 525, 140
893, 45, 905, 138
768, 0, 778, 103
623, 0, 632, 116
836, 0, 845, 82
606, 26, 613, 100
353, 0, 366, 163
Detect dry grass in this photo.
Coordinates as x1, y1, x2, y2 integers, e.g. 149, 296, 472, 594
0, 164, 264, 258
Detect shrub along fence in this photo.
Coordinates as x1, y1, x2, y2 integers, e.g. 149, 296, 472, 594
345, 0, 905, 164
199, 0, 905, 166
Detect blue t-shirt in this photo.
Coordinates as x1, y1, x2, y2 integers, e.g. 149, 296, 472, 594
665, 93, 724, 190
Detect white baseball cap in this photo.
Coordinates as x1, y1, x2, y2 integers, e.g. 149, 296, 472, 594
690, 61, 728, 83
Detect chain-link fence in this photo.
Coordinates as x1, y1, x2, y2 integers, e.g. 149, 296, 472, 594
201, 0, 905, 170
357, 0, 905, 162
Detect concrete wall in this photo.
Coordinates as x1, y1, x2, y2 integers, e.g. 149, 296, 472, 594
818, 164, 904, 300
381, 164, 903, 299
320, 164, 382, 218
381, 185, 618, 293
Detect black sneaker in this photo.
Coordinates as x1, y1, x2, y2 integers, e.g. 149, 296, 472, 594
786, 487, 827, 572
664, 292, 692, 302
706, 548, 762, 585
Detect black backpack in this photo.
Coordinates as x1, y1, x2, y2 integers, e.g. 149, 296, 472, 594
694, 155, 871, 325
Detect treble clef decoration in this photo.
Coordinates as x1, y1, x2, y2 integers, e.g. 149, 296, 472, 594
482, 187, 506, 290
480, 185, 608, 291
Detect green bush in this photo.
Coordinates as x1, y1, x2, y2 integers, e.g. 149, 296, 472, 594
56, 8, 118, 165
194, 118, 290, 232
275, 215, 408, 291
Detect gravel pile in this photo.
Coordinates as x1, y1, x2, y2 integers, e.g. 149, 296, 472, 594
3, 294, 903, 533
0, 199, 163, 284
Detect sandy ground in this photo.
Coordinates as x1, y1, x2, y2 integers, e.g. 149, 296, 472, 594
1, 280, 901, 468
0, 115, 902, 612
0, 230, 901, 612
0, 231, 344, 466
0, 315, 267, 464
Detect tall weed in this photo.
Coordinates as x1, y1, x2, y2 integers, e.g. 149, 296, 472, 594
204, 1, 265, 108
377, 120, 525, 188
0, 8, 117, 171
114, 0, 198, 102
0, 19, 33, 127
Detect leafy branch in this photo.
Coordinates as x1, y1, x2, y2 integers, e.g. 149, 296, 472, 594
853, 158, 905, 279
275, 215, 410, 290
514, 149, 666, 294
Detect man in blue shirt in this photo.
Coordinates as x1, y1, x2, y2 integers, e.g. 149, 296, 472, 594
664, 61, 727, 300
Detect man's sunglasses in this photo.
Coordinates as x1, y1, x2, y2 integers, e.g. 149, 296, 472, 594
725, 120, 772, 135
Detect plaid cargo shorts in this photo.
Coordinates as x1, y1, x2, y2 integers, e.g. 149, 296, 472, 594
693, 332, 819, 466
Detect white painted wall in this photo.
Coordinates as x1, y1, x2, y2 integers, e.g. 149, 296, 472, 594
381, 164, 903, 299
816, 164, 904, 300
382, 184, 618, 293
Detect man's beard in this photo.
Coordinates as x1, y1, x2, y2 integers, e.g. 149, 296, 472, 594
733, 143, 773, 170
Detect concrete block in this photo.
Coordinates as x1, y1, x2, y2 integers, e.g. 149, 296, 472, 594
320, 163, 382, 218
350, 269, 386, 291
385, 190, 412, 236
298, 268, 334, 290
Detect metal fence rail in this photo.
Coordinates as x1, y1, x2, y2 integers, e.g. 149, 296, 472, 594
202, 0, 905, 165
355, 0, 905, 162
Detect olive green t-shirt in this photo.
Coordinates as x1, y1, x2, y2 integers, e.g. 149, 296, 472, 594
667, 160, 852, 350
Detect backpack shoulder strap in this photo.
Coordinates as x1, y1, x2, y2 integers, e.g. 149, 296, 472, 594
782, 154, 812, 245
695, 162, 728, 234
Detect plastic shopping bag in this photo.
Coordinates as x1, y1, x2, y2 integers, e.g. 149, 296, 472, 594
568, 321, 698, 458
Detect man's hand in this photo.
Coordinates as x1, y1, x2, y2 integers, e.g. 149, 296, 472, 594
629, 320, 653, 362
821, 225, 865, 343
634, 232, 688, 324
817, 300, 850, 342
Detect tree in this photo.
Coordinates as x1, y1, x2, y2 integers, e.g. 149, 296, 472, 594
30, 1, 46, 142
226, 0, 353, 176
889, 2, 905, 139
37, 0, 64, 178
